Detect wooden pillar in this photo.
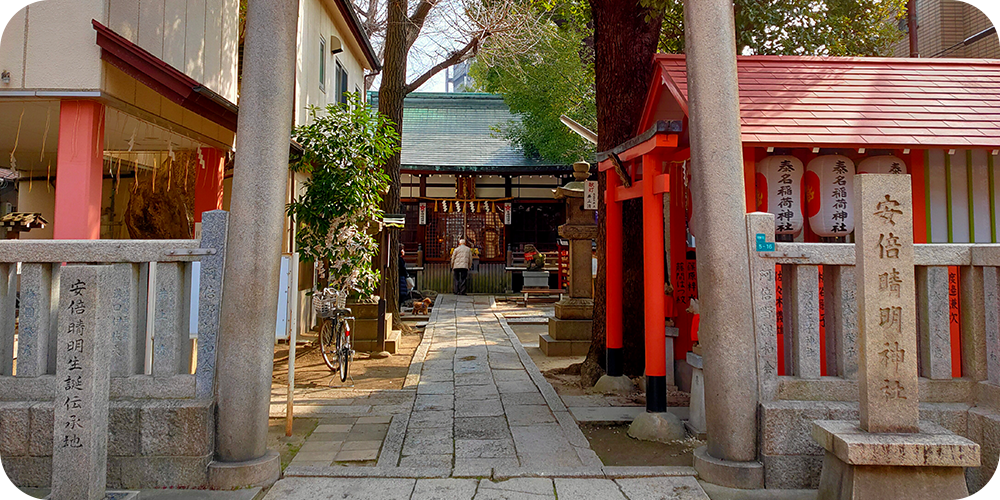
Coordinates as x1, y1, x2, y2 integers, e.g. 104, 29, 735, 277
606, 170, 624, 376
643, 153, 667, 412
53, 100, 105, 240
194, 147, 226, 224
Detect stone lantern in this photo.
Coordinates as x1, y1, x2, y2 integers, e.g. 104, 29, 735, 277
539, 161, 598, 356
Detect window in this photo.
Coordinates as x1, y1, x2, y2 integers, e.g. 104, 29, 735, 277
319, 36, 326, 93
335, 61, 348, 104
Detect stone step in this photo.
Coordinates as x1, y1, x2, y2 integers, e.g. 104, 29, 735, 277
538, 334, 590, 356
547, 317, 593, 340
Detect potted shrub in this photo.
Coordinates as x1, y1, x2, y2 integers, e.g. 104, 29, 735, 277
287, 96, 399, 316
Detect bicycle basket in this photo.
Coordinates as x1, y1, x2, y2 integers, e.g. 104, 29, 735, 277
313, 289, 347, 317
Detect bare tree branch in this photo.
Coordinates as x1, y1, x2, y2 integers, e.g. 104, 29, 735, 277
405, 0, 440, 51
403, 34, 480, 94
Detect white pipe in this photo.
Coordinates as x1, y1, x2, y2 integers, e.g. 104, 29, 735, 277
560, 115, 598, 145
285, 252, 299, 436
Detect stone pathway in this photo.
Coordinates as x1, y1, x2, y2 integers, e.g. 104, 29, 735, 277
265, 295, 708, 499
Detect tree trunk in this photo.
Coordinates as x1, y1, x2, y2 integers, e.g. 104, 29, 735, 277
377, 0, 407, 327
582, 0, 663, 385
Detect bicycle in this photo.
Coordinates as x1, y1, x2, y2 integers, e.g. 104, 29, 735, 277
313, 288, 355, 382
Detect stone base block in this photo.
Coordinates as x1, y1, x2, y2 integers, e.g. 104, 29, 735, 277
817, 450, 970, 500
547, 317, 592, 341
109, 455, 212, 489
538, 334, 589, 356
592, 375, 635, 394
628, 411, 686, 443
351, 313, 393, 341
354, 329, 400, 354
208, 450, 280, 490
967, 406, 1000, 493
812, 420, 979, 500
693, 446, 765, 490
811, 420, 980, 467
553, 300, 593, 320
761, 454, 823, 489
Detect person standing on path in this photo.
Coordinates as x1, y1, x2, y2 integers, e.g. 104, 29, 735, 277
451, 238, 472, 295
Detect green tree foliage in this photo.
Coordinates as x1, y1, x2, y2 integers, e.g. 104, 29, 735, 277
287, 97, 400, 297
651, 0, 907, 55
472, 20, 597, 164
482, 0, 906, 164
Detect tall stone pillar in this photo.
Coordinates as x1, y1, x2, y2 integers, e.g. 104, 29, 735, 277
683, 0, 763, 489
209, 0, 299, 489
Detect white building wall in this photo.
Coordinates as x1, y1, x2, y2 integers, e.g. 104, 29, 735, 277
2, 0, 238, 101
295, 0, 369, 125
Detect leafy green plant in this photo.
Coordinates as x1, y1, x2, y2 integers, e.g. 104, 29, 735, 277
287, 96, 399, 298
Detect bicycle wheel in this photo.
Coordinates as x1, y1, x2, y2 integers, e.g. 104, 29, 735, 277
338, 320, 350, 382
319, 318, 339, 371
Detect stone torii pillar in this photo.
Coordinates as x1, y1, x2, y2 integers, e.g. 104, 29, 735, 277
209, 0, 300, 489
684, 0, 763, 488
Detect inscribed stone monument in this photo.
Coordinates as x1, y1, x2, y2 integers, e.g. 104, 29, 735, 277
52, 265, 114, 500
812, 174, 980, 500
854, 175, 918, 433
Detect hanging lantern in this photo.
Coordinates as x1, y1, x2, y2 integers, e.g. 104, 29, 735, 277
805, 155, 855, 237
755, 155, 804, 236
857, 155, 907, 175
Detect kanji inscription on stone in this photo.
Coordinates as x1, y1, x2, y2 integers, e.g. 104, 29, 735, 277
52, 265, 114, 500
855, 174, 919, 433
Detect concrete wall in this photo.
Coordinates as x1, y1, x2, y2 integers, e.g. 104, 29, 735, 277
891, 0, 999, 58
0, 0, 105, 91
15, 179, 55, 240
294, 0, 368, 125
105, 0, 239, 103
1, 0, 238, 99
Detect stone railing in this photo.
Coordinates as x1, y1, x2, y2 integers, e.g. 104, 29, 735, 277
0, 210, 229, 489
747, 212, 1000, 402
745, 211, 1000, 490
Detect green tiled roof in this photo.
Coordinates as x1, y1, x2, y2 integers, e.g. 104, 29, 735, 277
368, 92, 568, 173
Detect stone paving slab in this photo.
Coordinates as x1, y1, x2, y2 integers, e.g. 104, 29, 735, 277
264, 476, 709, 499
554, 478, 627, 499
615, 477, 710, 499
411, 478, 479, 500
275, 295, 704, 499
473, 478, 555, 499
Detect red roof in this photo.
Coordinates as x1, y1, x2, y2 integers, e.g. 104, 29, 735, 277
645, 54, 1000, 149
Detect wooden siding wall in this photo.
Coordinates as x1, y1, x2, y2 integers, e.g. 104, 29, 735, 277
419, 262, 509, 294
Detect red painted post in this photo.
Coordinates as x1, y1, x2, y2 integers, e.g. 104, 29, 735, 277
53, 100, 105, 240
606, 170, 624, 376
194, 147, 226, 224
643, 153, 667, 412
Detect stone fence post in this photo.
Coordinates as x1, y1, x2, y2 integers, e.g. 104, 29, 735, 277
196, 210, 229, 399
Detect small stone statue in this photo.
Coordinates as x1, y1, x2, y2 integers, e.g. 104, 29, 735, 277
524, 244, 545, 271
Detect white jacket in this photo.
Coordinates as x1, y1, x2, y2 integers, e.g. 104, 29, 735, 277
451, 244, 472, 269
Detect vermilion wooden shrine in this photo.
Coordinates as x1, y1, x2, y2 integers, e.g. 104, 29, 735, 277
598, 54, 1000, 412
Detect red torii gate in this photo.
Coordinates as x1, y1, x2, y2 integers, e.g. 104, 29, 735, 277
597, 121, 689, 412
